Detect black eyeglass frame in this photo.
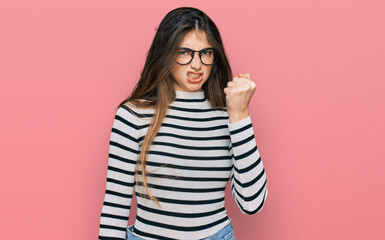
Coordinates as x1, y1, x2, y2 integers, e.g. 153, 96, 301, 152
174, 47, 219, 66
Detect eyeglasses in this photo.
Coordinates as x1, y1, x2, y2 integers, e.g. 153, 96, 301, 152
174, 47, 218, 66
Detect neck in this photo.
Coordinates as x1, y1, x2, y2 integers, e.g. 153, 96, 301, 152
175, 90, 205, 100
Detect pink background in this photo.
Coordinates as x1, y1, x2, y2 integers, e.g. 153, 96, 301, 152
1, 0, 384, 239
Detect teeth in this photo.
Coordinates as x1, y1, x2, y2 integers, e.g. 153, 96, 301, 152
188, 73, 201, 78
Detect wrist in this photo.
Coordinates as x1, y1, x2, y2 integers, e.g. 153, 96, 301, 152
228, 111, 249, 123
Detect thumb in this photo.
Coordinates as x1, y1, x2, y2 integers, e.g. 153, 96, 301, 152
238, 73, 250, 80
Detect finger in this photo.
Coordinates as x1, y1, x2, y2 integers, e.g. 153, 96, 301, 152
232, 77, 242, 83
224, 86, 241, 96
227, 81, 238, 88
223, 87, 232, 96
238, 73, 250, 80
231, 77, 255, 93
233, 77, 250, 87
235, 77, 255, 89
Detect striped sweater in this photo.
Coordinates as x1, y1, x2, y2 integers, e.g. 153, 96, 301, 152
99, 90, 268, 240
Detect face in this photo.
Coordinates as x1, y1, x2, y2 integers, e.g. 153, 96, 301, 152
171, 30, 213, 92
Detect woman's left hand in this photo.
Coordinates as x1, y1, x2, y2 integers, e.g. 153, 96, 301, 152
224, 73, 256, 123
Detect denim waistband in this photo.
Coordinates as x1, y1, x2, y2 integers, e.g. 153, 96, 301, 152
201, 219, 234, 240
126, 218, 234, 240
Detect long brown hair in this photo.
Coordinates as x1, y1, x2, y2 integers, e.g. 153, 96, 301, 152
117, 7, 233, 207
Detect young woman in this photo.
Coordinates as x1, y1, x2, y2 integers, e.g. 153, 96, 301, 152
98, 7, 268, 240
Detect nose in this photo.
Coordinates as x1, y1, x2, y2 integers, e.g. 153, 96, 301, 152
190, 52, 202, 70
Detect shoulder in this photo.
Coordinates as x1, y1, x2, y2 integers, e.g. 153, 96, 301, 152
116, 101, 154, 123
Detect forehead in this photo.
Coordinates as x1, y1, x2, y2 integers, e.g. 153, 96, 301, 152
178, 30, 212, 49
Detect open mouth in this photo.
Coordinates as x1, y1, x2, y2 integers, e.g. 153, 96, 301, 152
187, 72, 203, 83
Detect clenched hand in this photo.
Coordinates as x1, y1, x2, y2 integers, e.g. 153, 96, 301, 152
224, 73, 256, 123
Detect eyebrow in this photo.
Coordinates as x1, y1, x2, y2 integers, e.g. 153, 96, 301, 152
178, 47, 213, 50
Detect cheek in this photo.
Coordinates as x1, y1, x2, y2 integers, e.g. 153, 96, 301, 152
204, 66, 213, 80
171, 66, 186, 81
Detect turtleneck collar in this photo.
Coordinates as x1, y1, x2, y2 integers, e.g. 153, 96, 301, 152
175, 90, 205, 100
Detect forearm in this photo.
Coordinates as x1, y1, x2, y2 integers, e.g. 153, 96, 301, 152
228, 116, 268, 214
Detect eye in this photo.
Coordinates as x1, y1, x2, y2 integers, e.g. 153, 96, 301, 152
177, 48, 192, 56
201, 49, 213, 56
178, 50, 188, 55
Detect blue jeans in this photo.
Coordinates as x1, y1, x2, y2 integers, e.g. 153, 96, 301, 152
126, 219, 235, 240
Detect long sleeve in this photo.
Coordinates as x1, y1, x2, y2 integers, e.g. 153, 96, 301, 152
228, 116, 268, 215
99, 107, 139, 240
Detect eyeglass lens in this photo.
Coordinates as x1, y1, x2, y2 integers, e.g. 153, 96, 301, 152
175, 48, 216, 65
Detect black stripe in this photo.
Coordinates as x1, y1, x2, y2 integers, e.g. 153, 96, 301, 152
244, 179, 267, 202
135, 215, 228, 231
108, 153, 137, 165
135, 122, 228, 131
120, 105, 152, 118
109, 141, 139, 155
229, 123, 252, 135
99, 235, 125, 240
107, 166, 134, 176
137, 204, 226, 218
151, 141, 228, 151
233, 156, 261, 174
133, 228, 178, 240
234, 186, 267, 215
99, 224, 126, 232
137, 182, 226, 192
115, 114, 139, 130
167, 114, 228, 122
105, 189, 132, 199
137, 171, 229, 182
107, 177, 134, 187
174, 97, 206, 102
232, 134, 255, 147
232, 169, 265, 188
145, 161, 232, 172
233, 146, 258, 161
149, 150, 230, 161
102, 201, 130, 209
161, 122, 228, 131
100, 212, 128, 221
136, 194, 224, 205
233, 179, 267, 202
111, 127, 137, 142
139, 132, 230, 142
169, 105, 226, 113
108, 157, 230, 174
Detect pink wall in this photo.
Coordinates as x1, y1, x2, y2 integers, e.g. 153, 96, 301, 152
1, 0, 384, 239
